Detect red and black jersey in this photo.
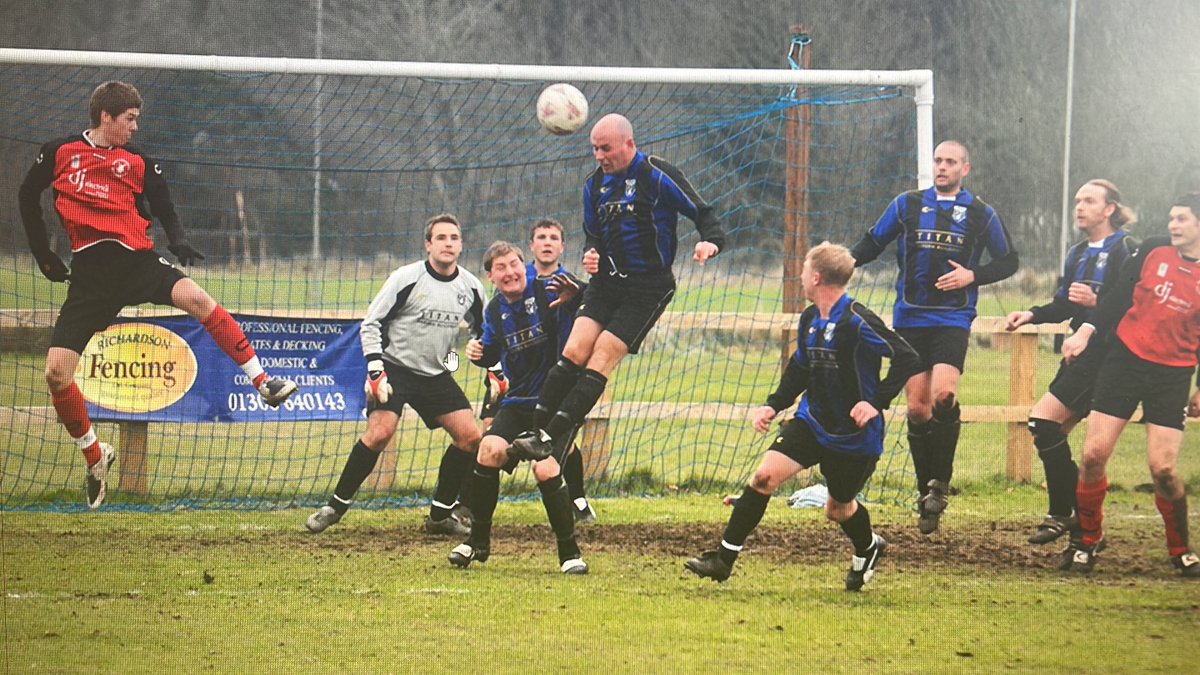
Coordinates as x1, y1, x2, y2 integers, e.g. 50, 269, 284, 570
1090, 237, 1200, 369
18, 131, 183, 254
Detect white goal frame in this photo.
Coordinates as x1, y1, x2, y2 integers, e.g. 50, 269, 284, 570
0, 47, 934, 188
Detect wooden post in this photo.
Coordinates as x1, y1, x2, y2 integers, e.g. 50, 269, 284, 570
1006, 330, 1038, 481
782, 26, 812, 316
117, 421, 149, 496
580, 390, 612, 482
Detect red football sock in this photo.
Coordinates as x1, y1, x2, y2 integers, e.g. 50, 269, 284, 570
201, 306, 255, 366
51, 383, 101, 465
1076, 477, 1108, 545
1155, 493, 1190, 557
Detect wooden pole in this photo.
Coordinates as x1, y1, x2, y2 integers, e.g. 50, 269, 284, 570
117, 421, 149, 496
783, 26, 812, 316
1005, 331, 1038, 481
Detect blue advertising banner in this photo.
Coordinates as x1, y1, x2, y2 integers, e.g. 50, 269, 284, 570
81, 314, 367, 422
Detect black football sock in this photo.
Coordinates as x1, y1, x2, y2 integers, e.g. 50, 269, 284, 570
931, 402, 961, 485
534, 359, 583, 428
545, 369, 608, 441
328, 440, 380, 514
907, 418, 934, 496
839, 502, 875, 556
430, 444, 473, 519
563, 447, 587, 501
467, 465, 500, 550
1032, 419, 1078, 517
719, 487, 771, 566
538, 475, 581, 562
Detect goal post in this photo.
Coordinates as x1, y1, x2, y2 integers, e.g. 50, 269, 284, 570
0, 47, 932, 510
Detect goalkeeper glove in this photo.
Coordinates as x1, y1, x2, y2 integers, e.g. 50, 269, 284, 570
487, 364, 509, 400
168, 241, 205, 267
33, 250, 70, 282
364, 359, 392, 404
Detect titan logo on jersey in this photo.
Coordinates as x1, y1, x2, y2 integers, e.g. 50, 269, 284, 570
914, 228, 965, 253
504, 323, 548, 352
600, 202, 635, 219
418, 309, 462, 327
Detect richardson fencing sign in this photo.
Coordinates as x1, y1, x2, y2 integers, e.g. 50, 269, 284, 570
79, 315, 367, 422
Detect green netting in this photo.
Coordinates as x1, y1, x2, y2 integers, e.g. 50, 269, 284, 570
0, 61, 925, 511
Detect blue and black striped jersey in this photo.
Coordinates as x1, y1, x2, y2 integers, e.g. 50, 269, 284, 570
477, 274, 583, 409
1028, 230, 1136, 331
851, 187, 1018, 330
583, 151, 726, 279
765, 294, 922, 458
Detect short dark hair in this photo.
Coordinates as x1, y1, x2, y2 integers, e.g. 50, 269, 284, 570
1174, 193, 1200, 217
529, 218, 565, 242
482, 240, 523, 272
89, 81, 143, 127
424, 212, 462, 241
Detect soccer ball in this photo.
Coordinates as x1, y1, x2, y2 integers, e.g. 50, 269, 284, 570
536, 83, 589, 136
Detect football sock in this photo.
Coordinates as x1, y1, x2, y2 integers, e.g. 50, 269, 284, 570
931, 401, 961, 484
328, 440, 379, 514
839, 502, 875, 556
1076, 477, 1108, 544
719, 487, 771, 566
468, 465, 501, 550
52, 383, 102, 465
563, 446, 586, 500
534, 358, 583, 428
1155, 493, 1190, 557
201, 306, 260, 375
431, 444, 473, 519
1031, 418, 1077, 518
907, 418, 934, 496
538, 475, 580, 562
545, 369, 607, 441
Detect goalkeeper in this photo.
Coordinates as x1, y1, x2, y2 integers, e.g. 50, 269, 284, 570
17, 81, 299, 510
685, 243, 921, 590
306, 214, 487, 536
449, 241, 589, 574
478, 218, 597, 523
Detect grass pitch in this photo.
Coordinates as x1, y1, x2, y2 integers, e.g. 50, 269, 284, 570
4, 488, 1198, 673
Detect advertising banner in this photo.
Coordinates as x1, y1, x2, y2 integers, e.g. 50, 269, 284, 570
80, 315, 367, 422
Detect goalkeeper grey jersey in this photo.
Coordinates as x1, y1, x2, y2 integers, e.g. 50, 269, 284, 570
361, 260, 486, 377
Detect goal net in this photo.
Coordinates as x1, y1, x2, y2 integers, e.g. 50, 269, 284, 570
0, 48, 931, 510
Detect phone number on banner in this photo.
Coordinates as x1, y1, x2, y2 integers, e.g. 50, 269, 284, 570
227, 391, 349, 414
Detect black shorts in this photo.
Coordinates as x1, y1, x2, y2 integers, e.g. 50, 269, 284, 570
368, 363, 472, 429
576, 275, 675, 354
51, 243, 187, 353
1090, 340, 1193, 430
896, 326, 970, 373
768, 419, 878, 504
488, 405, 577, 468
1046, 340, 1110, 415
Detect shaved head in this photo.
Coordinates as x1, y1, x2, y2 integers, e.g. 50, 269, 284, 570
592, 113, 633, 140
590, 113, 638, 174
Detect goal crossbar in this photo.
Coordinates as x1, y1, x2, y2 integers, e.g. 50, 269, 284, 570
0, 47, 934, 187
